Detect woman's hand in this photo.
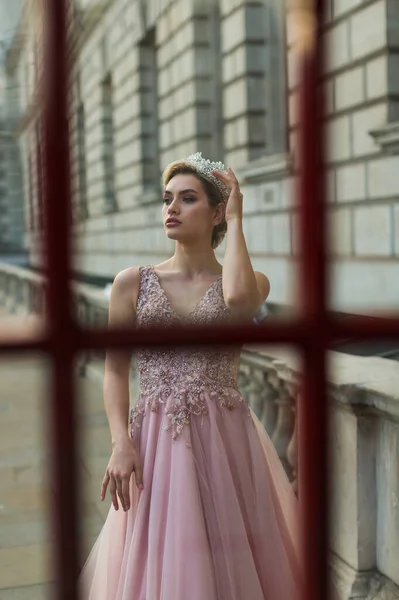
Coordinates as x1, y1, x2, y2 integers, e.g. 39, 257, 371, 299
212, 167, 243, 222
100, 439, 143, 512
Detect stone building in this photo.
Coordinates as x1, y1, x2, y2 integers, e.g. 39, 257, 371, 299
0, 101, 8, 249
0, 61, 25, 254
0, 0, 36, 256
11, 0, 399, 313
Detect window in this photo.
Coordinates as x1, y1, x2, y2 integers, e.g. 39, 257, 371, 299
27, 142, 35, 232
36, 117, 44, 230
208, 1, 224, 161
263, 0, 288, 155
222, 0, 288, 165
139, 29, 160, 194
101, 74, 117, 213
76, 103, 88, 219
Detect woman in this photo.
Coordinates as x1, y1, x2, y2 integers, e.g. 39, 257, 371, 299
79, 153, 302, 599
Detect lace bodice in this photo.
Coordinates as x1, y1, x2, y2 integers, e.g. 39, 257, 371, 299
129, 266, 246, 442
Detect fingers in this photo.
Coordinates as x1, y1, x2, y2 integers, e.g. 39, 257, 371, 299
212, 167, 239, 187
102, 471, 131, 512
115, 471, 133, 511
116, 475, 126, 512
101, 450, 143, 513
121, 477, 131, 511
227, 167, 239, 182
109, 475, 119, 511
134, 459, 144, 491
100, 472, 110, 502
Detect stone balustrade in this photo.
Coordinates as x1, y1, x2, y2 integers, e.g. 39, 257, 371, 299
1, 262, 398, 599
242, 345, 399, 600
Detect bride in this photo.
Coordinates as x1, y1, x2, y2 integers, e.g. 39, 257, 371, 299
79, 153, 302, 599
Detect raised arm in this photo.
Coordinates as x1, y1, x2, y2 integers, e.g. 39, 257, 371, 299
212, 167, 270, 321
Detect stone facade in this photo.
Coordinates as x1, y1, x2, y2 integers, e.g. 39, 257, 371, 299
1, 0, 41, 256
238, 0, 399, 312
0, 110, 8, 249
12, 0, 399, 313
0, 58, 25, 253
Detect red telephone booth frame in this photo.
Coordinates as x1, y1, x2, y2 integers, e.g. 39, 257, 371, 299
1, 2, 399, 599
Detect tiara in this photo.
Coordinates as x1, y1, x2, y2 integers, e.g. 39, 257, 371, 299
185, 152, 230, 203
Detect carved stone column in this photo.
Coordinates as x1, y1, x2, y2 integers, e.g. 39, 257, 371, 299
238, 365, 251, 404
270, 362, 295, 476
76, 296, 90, 377
20, 279, 30, 316
6, 276, 17, 313
286, 386, 299, 494
0, 272, 6, 305
258, 373, 278, 437
247, 366, 267, 419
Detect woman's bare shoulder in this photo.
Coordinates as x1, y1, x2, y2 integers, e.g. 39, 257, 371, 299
113, 266, 141, 288
111, 267, 142, 308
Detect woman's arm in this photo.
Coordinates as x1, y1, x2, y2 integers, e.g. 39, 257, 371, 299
103, 268, 139, 446
213, 168, 270, 320
100, 267, 143, 512
223, 217, 270, 318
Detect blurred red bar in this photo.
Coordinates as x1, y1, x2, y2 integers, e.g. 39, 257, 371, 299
43, 2, 80, 599
35, 1, 399, 600
297, 0, 329, 598
2, 315, 399, 355
333, 315, 399, 338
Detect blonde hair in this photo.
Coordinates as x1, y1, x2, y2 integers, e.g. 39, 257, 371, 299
162, 160, 227, 249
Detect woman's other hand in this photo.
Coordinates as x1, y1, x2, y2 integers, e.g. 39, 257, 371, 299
100, 439, 143, 512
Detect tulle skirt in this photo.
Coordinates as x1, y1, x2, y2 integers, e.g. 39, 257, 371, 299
79, 391, 302, 600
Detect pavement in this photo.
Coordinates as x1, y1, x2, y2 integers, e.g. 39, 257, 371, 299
0, 314, 111, 599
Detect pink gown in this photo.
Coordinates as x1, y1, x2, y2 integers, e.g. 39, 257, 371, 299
79, 265, 302, 599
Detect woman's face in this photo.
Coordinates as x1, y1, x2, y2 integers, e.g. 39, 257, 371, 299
162, 174, 223, 246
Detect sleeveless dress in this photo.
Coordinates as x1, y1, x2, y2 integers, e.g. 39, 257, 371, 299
79, 265, 302, 600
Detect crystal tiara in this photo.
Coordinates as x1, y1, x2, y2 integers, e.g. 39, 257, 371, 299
185, 152, 230, 203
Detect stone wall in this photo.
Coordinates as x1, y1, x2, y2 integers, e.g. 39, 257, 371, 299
0, 56, 25, 253
14, 0, 399, 313
238, 0, 399, 311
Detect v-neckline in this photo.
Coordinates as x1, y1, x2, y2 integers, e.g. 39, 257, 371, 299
149, 265, 222, 321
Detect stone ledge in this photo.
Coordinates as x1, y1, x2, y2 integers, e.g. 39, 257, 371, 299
330, 551, 399, 600
0, 262, 44, 285
244, 345, 399, 419
237, 153, 293, 183
369, 121, 399, 155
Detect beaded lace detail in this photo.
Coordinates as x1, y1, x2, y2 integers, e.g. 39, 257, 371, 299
129, 266, 246, 441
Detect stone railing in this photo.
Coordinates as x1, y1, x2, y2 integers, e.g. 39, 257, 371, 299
241, 344, 399, 600
1, 262, 398, 599
239, 347, 299, 490
0, 262, 109, 375
0, 263, 46, 316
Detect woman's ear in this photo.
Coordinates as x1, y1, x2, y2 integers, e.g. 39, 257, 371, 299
213, 203, 225, 226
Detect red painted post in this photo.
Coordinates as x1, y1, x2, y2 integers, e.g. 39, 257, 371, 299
42, 1, 80, 599
296, 0, 329, 599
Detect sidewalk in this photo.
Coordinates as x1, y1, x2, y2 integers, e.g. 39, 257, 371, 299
0, 344, 111, 598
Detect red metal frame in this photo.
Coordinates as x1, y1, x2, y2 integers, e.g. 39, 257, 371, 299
0, 1, 398, 599
298, 1, 329, 592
